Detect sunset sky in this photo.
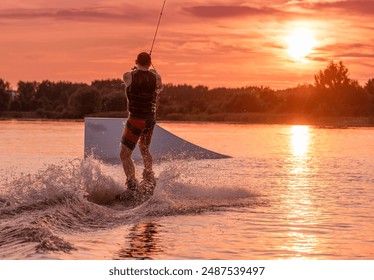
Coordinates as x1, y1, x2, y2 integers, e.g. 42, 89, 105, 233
1, 0, 373, 89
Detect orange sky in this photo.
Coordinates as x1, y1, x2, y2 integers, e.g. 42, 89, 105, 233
0, 0, 373, 89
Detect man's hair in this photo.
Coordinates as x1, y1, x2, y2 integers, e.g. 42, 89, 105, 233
136, 52, 152, 67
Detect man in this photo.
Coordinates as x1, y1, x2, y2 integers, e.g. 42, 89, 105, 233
120, 52, 162, 191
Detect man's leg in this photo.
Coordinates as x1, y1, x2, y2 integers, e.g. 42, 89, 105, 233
120, 144, 136, 181
120, 118, 143, 190
139, 138, 156, 195
139, 138, 153, 173
139, 122, 155, 183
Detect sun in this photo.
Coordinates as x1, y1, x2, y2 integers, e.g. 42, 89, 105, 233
285, 27, 317, 62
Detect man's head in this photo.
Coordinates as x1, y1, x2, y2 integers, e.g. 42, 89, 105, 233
136, 52, 152, 68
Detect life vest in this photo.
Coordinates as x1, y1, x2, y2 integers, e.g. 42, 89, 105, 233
126, 69, 158, 119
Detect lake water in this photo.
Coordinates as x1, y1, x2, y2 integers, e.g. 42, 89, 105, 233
0, 120, 373, 259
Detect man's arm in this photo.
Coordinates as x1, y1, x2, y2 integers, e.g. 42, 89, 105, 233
149, 69, 162, 92
156, 74, 163, 92
123, 72, 132, 87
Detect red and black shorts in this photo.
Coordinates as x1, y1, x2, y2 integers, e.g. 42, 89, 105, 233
121, 118, 156, 151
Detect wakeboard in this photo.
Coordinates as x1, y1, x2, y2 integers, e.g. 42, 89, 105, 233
112, 179, 156, 208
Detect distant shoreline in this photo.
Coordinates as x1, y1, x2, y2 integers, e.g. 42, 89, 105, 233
1, 111, 373, 127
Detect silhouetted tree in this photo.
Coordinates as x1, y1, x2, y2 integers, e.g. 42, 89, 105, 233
17, 81, 38, 111
278, 84, 315, 114
91, 79, 125, 94
314, 61, 350, 91
101, 91, 126, 112
9, 100, 22, 111
364, 79, 374, 116
2, 73, 372, 120
365, 78, 374, 95
313, 61, 369, 116
257, 87, 279, 112
0, 79, 11, 111
68, 86, 101, 117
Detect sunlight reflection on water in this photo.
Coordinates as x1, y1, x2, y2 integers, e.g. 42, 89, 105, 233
290, 125, 310, 157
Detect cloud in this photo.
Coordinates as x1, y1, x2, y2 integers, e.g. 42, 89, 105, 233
183, 5, 281, 18
298, 0, 374, 15
339, 52, 374, 59
313, 42, 374, 65
318, 42, 373, 53
0, 6, 153, 22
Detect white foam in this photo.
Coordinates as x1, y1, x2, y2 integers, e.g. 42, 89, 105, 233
2, 156, 256, 217
131, 161, 256, 217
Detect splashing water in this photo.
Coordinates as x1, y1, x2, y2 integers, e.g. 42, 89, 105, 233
2, 122, 374, 259
0, 157, 256, 258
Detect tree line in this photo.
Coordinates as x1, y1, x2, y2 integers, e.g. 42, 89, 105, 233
1, 61, 374, 121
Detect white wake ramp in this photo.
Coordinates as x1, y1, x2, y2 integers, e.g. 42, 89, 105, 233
84, 118, 230, 164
